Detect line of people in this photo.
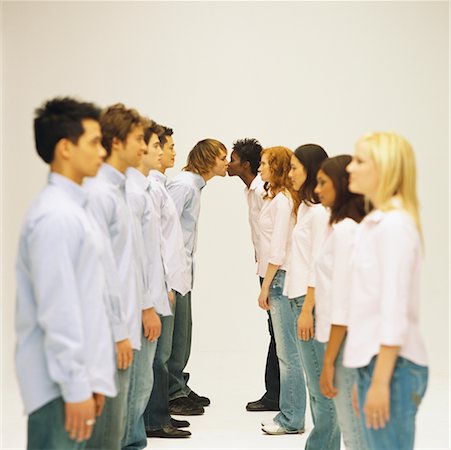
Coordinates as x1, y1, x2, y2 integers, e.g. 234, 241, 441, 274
16, 97, 227, 450
228, 137, 428, 450
15, 95, 428, 450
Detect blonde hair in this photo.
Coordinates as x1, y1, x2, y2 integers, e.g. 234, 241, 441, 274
356, 132, 422, 234
184, 139, 226, 175
261, 146, 298, 203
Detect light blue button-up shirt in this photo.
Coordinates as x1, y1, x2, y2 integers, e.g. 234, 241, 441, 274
167, 171, 206, 289
126, 168, 171, 316
15, 173, 117, 415
148, 170, 190, 296
85, 163, 142, 350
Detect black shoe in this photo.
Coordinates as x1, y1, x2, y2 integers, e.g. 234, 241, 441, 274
146, 425, 191, 438
188, 390, 210, 407
246, 399, 279, 412
169, 397, 204, 416
171, 417, 190, 428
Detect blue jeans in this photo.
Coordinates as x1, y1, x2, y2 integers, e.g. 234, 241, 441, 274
357, 356, 428, 450
144, 310, 175, 430
269, 270, 306, 432
122, 334, 157, 450
86, 367, 131, 450
168, 290, 192, 400
334, 341, 369, 450
292, 295, 340, 450
27, 397, 86, 450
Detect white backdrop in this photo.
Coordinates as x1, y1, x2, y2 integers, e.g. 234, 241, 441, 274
1, 2, 449, 448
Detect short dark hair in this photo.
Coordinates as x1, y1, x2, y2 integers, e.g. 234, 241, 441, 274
158, 125, 174, 147
232, 138, 263, 176
100, 103, 143, 156
143, 119, 163, 145
34, 97, 101, 164
320, 155, 366, 225
293, 144, 328, 206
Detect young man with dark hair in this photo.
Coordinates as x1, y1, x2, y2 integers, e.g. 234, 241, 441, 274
227, 138, 281, 412
16, 97, 116, 449
166, 139, 228, 415
143, 123, 192, 438
85, 103, 151, 450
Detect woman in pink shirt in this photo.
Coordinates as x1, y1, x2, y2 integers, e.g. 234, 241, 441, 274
345, 132, 428, 450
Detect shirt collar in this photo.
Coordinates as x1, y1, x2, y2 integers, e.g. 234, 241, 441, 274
48, 172, 87, 207
126, 167, 150, 190
98, 163, 126, 190
248, 174, 263, 192
181, 171, 206, 190
364, 197, 403, 224
148, 170, 167, 185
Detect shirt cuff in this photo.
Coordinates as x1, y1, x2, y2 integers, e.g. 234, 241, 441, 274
142, 291, 155, 310
112, 323, 129, 343
61, 379, 92, 404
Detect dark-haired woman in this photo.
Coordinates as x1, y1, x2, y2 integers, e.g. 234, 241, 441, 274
315, 155, 369, 450
285, 144, 340, 450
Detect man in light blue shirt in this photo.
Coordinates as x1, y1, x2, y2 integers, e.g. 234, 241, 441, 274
16, 97, 116, 450
167, 139, 228, 415
85, 104, 157, 450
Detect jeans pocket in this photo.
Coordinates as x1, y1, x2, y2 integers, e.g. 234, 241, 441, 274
409, 366, 428, 409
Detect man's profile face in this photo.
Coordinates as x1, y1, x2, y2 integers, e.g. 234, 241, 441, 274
142, 132, 163, 172
122, 124, 146, 168
160, 135, 175, 170
212, 149, 228, 177
227, 150, 243, 177
70, 119, 106, 179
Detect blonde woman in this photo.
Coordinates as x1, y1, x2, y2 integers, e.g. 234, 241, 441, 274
345, 132, 428, 450
256, 147, 304, 435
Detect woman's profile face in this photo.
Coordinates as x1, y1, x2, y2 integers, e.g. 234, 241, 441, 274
288, 155, 307, 191
259, 153, 271, 183
347, 143, 378, 199
315, 170, 336, 208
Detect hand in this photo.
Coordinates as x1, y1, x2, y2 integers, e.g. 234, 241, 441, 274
258, 286, 270, 310
352, 383, 360, 417
115, 338, 133, 370
93, 393, 105, 417
168, 290, 175, 306
297, 308, 314, 340
363, 381, 390, 430
65, 397, 96, 442
320, 362, 337, 398
142, 308, 161, 342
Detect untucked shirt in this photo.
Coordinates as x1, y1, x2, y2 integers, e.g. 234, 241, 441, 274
245, 174, 265, 255
257, 191, 294, 278
167, 171, 206, 290
284, 202, 329, 298
15, 173, 116, 414
315, 218, 358, 343
148, 170, 190, 296
344, 208, 428, 368
85, 163, 141, 350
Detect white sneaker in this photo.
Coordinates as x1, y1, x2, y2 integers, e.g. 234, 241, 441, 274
261, 420, 305, 435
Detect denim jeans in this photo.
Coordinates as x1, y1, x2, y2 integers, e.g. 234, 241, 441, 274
27, 397, 86, 450
86, 367, 131, 450
357, 356, 428, 450
122, 334, 158, 450
260, 277, 280, 407
144, 310, 175, 430
168, 290, 192, 400
292, 295, 340, 450
269, 270, 306, 432
334, 341, 369, 450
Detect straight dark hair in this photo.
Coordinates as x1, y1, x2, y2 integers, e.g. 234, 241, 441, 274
320, 155, 366, 225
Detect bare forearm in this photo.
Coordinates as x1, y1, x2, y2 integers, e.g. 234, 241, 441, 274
324, 325, 347, 365
261, 263, 280, 290
372, 345, 400, 385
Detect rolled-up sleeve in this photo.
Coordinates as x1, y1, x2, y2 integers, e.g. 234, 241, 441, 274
28, 214, 92, 403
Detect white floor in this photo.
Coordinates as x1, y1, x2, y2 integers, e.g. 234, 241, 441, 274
1, 350, 449, 450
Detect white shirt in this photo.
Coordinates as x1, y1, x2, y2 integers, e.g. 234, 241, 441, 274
257, 191, 294, 278
126, 168, 171, 316
148, 170, 190, 296
344, 208, 428, 368
284, 202, 329, 298
245, 174, 265, 255
167, 171, 206, 289
15, 173, 116, 414
85, 163, 142, 350
315, 218, 359, 343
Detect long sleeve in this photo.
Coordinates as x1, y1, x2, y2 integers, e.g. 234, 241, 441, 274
268, 194, 292, 266
307, 207, 328, 287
